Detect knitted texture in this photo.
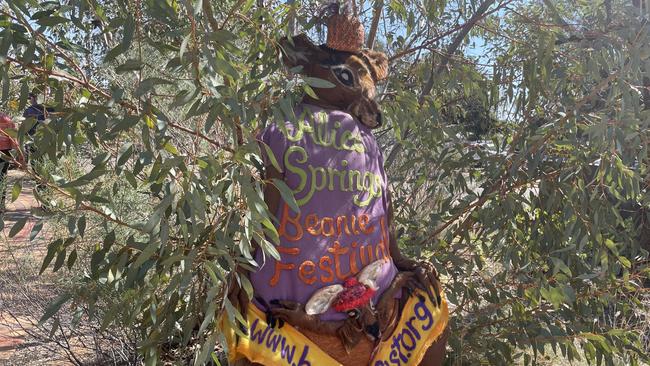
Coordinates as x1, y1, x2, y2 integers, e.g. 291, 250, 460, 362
326, 13, 365, 53
332, 277, 376, 312
0, 114, 16, 150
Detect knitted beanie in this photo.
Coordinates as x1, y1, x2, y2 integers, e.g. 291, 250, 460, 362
324, 1, 365, 53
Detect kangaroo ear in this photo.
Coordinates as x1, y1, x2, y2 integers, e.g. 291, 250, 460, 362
279, 34, 329, 71
357, 260, 387, 290
359, 50, 388, 81
305, 284, 344, 315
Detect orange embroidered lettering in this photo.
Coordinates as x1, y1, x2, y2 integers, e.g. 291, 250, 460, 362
321, 217, 335, 237
278, 204, 303, 242
319, 256, 335, 283
350, 215, 361, 235
336, 215, 352, 237
360, 244, 374, 265
327, 241, 351, 280
350, 241, 359, 275
359, 214, 375, 234
305, 214, 321, 236
375, 241, 389, 261
269, 247, 300, 287
299, 261, 317, 285
379, 216, 391, 260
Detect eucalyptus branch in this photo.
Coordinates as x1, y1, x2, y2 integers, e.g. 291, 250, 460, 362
419, 66, 627, 246
419, 0, 498, 104
385, 0, 508, 167
6, 56, 234, 154
366, 0, 383, 49
0, 9, 89, 85
388, 0, 512, 63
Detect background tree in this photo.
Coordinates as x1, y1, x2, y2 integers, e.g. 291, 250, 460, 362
0, 0, 649, 365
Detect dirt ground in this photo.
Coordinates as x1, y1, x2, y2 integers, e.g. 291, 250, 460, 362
0, 170, 74, 365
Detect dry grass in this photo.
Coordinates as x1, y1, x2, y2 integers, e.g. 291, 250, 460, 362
0, 171, 137, 365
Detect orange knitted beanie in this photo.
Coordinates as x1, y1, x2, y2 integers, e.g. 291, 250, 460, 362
324, 1, 365, 53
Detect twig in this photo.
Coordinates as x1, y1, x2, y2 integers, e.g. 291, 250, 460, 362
419, 0, 498, 104
388, 0, 512, 63
366, 0, 383, 49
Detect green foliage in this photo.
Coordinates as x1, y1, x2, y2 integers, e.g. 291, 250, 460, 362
1, 0, 649, 365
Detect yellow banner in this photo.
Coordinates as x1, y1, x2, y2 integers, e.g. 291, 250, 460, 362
370, 291, 448, 366
222, 303, 343, 365
222, 288, 448, 366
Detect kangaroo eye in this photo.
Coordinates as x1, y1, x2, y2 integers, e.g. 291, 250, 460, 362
333, 67, 355, 87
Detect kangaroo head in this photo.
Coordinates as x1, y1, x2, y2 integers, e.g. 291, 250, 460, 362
279, 34, 388, 129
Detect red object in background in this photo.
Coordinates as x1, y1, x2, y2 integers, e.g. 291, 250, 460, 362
0, 114, 17, 150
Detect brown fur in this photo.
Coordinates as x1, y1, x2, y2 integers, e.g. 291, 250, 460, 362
235, 297, 447, 366
279, 34, 387, 128
261, 33, 449, 365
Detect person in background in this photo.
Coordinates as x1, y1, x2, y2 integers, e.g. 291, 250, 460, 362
0, 113, 22, 213
23, 92, 54, 135
21, 92, 54, 198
